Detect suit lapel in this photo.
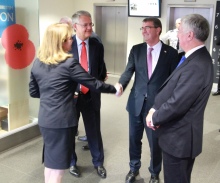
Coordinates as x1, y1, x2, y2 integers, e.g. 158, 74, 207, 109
72, 35, 79, 61
139, 43, 149, 82
158, 59, 188, 91
150, 44, 168, 79
88, 38, 94, 74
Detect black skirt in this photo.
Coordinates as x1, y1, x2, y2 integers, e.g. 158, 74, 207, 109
39, 126, 77, 169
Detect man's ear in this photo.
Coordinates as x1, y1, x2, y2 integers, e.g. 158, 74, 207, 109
73, 24, 77, 32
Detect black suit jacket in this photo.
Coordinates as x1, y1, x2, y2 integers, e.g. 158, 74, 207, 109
119, 42, 179, 116
152, 46, 213, 158
71, 35, 106, 110
29, 58, 115, 129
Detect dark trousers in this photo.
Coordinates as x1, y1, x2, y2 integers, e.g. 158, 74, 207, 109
70, 92, 104, 167
128, 100, 162, 175
163, 151, 195, 183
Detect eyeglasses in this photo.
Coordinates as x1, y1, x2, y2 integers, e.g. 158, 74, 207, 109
76, 23, 94, 28
140, 26, 157, 31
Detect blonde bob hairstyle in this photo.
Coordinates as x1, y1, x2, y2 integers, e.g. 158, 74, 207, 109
38, 23, 73, 65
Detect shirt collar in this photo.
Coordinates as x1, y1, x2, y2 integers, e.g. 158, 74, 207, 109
75, 35, 89, 46
147, 41, 162, 50
185, 45, 205, 58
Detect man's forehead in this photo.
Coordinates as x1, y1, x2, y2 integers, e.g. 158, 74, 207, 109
79, 16, 91, 21
143, 21, 153, 25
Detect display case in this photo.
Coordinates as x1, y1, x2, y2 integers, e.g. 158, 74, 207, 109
0, 0, 39, 138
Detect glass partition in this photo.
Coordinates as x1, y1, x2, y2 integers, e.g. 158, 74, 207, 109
0, 0, 39, 136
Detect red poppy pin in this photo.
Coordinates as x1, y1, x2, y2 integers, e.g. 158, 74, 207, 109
1, 24, 36, 69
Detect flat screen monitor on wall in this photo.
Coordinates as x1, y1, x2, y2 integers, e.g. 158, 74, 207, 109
128, 0, 161, 17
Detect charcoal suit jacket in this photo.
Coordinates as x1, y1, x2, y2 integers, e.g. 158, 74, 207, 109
152, 46, 213, 158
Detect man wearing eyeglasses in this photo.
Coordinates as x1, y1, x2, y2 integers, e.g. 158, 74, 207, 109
115, 17, 179, 183
69, 10, 107, 179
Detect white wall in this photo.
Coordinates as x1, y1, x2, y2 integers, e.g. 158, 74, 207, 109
39, 0, 217, 60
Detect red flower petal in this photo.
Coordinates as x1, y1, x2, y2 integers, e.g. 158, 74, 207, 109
1, 24, 36, 69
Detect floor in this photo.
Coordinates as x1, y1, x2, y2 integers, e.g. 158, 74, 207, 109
0, 76, 220, 183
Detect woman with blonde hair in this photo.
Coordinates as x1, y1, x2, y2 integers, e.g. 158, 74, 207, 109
29, 23, 117, 183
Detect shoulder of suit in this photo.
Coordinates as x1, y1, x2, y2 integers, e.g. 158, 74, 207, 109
188, 46, 209, 59
90, 36, 102, 43
162, 42, 176, 51
89, 37, 102, 45
161, 43, 178, 55
65, 57, 79, 64
89, 38, 104, 50
32, 58, 40, 68
133, 42, 146, 48
34, 58, 40, 62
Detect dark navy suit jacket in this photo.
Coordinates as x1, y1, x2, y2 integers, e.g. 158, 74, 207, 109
29, 58, 115, 128
71, 35, 106, 111
119, 41, 179, 116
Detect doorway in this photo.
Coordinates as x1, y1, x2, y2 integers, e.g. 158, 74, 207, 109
167, 4, 214, 51
94, 5, 128, 75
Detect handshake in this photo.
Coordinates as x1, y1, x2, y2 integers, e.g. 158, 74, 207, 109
114, 83, 123, 97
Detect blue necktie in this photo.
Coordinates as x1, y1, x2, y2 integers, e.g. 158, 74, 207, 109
177, 56, 186, 68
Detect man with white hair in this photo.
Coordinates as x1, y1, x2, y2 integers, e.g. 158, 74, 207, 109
147, 14, 213, 183
161, 18, 183, 53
